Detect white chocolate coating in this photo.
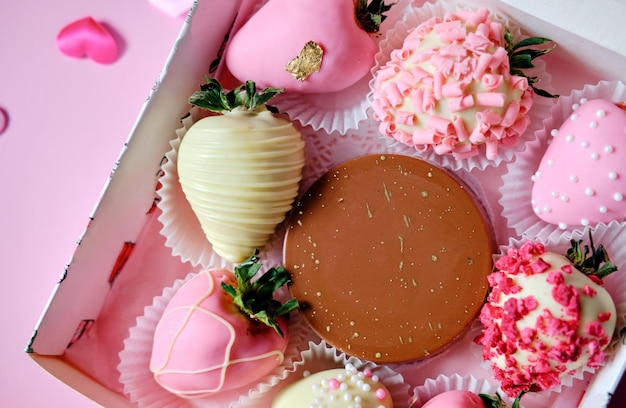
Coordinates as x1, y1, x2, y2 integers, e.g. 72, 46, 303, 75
177, 108, 305, 262
493, 252, 616, 373
272, 365, 393, 408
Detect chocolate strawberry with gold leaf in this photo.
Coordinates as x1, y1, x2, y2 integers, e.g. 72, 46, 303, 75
225, 0, 395, 94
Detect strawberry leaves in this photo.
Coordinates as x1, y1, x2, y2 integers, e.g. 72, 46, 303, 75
189, 77, 283, 113
221, 250, 299, 337
479, 390, 527, 408
504, 29, 557, 98
354, 0, 396, 34
565, 232, 618, 279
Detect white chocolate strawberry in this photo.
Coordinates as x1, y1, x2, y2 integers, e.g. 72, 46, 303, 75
477, 238, 617, 397
531, 99, 626, 229
177, 79, 305, 263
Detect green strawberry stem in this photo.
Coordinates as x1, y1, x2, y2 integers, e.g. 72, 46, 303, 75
221, 250, 299, 338
189, 77, 283, 113
354, 0, 396, 34
504, 29, 557, 98
565, 231, 618, 280
480, 390, 527, 408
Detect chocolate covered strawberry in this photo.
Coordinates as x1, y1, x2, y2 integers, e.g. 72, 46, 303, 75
150, 252, 299, 397
412, 389, 527, 408
177, 79, 305, 263
225, 0, 395, 94
371, 8, 556, 160
531, 99, 626, 229
476, 237, 617, 397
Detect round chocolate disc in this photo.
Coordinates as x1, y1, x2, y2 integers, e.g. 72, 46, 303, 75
283, 154, 494, 363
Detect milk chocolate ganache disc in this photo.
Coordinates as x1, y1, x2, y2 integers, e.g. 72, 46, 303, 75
283, 154, 494, 363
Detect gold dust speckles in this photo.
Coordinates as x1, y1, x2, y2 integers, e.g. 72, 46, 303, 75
383, 182, 391, 202
284, 40, 323, 81
366, 203, 373, 218
467, 258, 474, 265
421, 190, 429, 198
431, 255, 438, 262
326, 326, 331, 332
375, 352, 382, 359
403, 214, 411, 228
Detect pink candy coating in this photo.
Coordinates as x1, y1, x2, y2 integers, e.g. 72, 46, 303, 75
150, 269, 289, 398
421, 390, 485, 408
531, 99, 626, 228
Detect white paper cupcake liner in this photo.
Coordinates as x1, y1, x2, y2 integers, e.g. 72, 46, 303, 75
500, 80, 626, 242
409, 373, 500, 407
265, 0, 414, 135
234, 340, 411, 408
485, 224, 626, 396
367, 0, 555, 172
117, 271, 313, 408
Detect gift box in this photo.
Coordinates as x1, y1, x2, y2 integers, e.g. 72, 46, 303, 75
26, 0, 626, 407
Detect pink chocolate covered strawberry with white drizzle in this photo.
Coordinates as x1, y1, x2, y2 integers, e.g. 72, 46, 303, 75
531, 99, 626, 229
476, 237, 617, 397
150, 252, 299, 398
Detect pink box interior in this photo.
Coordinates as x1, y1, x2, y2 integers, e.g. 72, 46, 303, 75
27, 0, 626, 407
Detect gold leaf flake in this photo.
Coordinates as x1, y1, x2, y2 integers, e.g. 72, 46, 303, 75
284, 40, 323, 81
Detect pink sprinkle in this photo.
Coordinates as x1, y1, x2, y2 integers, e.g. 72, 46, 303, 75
375, 388, 387, 401
582, 284, 597, 297
363, 368, 373, 378
532, 257, 552, 274
586, 321, 606, 338
328, 378, 340, 390
598, 312, 612, 323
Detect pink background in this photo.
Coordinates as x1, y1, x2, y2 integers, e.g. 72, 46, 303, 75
0, 0, 184, 406
2, 0, 626, 407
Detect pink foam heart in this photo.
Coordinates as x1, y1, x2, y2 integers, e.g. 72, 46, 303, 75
148, 0, 193, 17
57, 17, 119, 64
0, 107, 8, 135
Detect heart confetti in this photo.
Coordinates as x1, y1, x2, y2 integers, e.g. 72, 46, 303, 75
0, 107, 8, 135
57, 17, 119, 64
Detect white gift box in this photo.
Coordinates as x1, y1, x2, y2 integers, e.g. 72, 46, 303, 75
27, 0, 626, 407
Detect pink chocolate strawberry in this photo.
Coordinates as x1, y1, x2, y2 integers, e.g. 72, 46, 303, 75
150, 252, 299, 398
225, 0, 395, 94
531, 99, 626, 229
